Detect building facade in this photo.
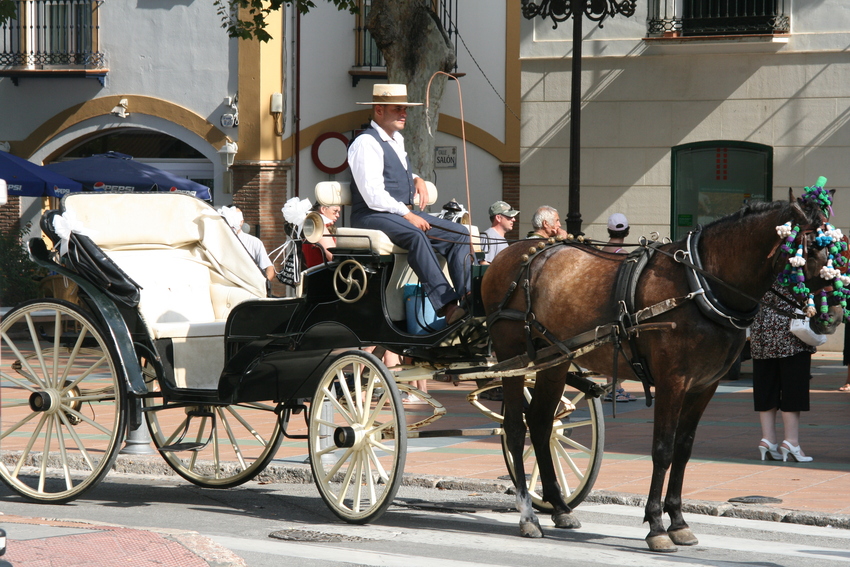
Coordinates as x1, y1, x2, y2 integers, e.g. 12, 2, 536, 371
520, 0, 850, 243
1, 0, 521, 284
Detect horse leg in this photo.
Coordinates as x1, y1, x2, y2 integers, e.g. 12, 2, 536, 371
527, 367, 581, 530
663, 384, 718, 547
643, 380, 687, 553
503, 376, 543, 538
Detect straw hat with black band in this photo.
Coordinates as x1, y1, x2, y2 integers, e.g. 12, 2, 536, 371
357, 84, 423, 106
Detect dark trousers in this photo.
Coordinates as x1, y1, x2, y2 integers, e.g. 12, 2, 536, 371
352, 210, 473, 310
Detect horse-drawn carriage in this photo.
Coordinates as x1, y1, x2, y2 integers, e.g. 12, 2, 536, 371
1, 181, 844, 550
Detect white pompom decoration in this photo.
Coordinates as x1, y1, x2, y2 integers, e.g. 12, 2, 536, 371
776, 222, 792, 238
788, 247, 806, 267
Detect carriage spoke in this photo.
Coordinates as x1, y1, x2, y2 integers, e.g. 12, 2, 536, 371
51, 314, 62, 387
0, 371, 42, 394
352, 362, 365, 416
322, 446, 355, 485
0, 411, 39, 440
59, 328, 90, 386
226, 406, 270, 446
54, 413, 74, 491
335, 452, 359, 507
352, 453, 365, 512
212, 417, 222, 479
57, 411, 97, 472
60, 354, 109, 394
13, 413, 48, 478
2, 331, 47, 390
218, 408, 248, 471
552, 441, 573, 496
365, 440, 391, 482
64, 406, 114, 436
38, 416, 56, 493
25, 315, 52, 390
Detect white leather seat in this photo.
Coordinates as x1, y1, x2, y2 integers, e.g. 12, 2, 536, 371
61, 193, 268, 389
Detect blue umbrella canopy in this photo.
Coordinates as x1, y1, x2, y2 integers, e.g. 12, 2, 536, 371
45, 152, 211, 200
0, 151, 84, 197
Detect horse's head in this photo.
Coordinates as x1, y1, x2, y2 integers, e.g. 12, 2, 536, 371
775, 182, 850, 331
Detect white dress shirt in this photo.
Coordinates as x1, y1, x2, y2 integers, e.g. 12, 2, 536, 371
348, 120, 419, 217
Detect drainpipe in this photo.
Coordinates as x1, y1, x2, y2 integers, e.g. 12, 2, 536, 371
294, 9, 301, 197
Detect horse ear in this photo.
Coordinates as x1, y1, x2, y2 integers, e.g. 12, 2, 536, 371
788, 187, 795, 202
829, 188, 836, 202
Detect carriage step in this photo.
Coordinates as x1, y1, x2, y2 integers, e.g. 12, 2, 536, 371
158, 441, 208, 453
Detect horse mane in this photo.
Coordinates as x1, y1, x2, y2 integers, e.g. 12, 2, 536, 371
697, 199, 818, 240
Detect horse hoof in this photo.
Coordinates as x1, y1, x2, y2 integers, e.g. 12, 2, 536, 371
645, 534, 678, 553
668, 528, 698, 546
552, 512, 581, 530
520, 520, 544, 538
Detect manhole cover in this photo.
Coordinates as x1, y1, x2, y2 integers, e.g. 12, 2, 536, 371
728, 495, 783, 504
269, 529, 369, 542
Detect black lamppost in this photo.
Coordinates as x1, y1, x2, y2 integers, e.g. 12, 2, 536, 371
521, 0, 637, 235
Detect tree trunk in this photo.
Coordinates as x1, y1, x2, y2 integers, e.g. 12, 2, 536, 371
367, 0, 456, 183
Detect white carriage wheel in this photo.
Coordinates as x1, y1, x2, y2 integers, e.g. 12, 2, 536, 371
501, 384, 605, 512
308, 350, 407, 524
0, 300, 127, 503
144, 394, 284, 489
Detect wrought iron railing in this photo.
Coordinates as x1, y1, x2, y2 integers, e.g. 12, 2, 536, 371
353, 0, 457, 70
0, 0, 103, 68
648, 0, 789, 37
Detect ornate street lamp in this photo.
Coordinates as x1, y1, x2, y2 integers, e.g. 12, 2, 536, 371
521, 0, 637, 235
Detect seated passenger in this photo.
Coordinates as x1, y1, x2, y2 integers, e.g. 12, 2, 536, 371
219, 206, 274, 281
527, 205, 568, 240
302, 202, 340, 268
347, 84, 472, 326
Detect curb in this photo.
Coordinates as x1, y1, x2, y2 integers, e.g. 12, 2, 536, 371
108, 454, 850, 531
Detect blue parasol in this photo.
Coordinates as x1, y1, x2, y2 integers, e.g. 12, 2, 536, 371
45, 152, 211, 200
0, 151, 84, 197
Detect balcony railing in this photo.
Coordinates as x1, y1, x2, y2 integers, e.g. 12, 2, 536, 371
1, 0, 104, 68
648, 0, 789, 37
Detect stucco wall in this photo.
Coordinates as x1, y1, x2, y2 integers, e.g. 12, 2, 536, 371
519, 2, 850, 243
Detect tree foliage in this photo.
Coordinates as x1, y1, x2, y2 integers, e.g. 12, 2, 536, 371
0, 224, 48, 306
214, 0, 358, 41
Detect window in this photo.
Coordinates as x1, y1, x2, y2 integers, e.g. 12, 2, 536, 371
354, 1, 384, 69
352, 0, 458, 70
0, 0, 103, 69
671, 141, 772, 240
648, 0, 789, 37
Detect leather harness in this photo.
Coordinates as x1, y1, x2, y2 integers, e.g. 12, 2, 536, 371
487, 228, 768, 406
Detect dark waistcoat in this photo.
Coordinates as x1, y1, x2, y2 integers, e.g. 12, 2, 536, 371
351, 127, 416, 218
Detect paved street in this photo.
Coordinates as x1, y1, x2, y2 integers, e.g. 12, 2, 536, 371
2, 475, 850, 567
1, 352, 849, 565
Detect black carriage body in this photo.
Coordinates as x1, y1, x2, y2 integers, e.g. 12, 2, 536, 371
220, 252, 480, 406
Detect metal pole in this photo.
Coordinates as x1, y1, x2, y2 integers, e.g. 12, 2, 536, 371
120, 398, 156, 455
566, 5, 584, 236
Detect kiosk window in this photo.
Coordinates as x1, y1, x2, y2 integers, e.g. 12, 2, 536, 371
671, 141, 772, 240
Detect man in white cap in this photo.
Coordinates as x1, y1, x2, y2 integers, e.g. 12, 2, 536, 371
220, 206, 275, 281
481, 200, 519, 264
601, 212, 629, 253
348, 84, 472, 325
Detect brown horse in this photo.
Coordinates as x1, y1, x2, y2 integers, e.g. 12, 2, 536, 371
482, 194, 841, 551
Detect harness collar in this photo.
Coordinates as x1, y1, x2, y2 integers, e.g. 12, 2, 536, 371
684, 229, 759, 330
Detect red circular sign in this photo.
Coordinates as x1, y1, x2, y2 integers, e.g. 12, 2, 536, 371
311, 132, 349, 175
